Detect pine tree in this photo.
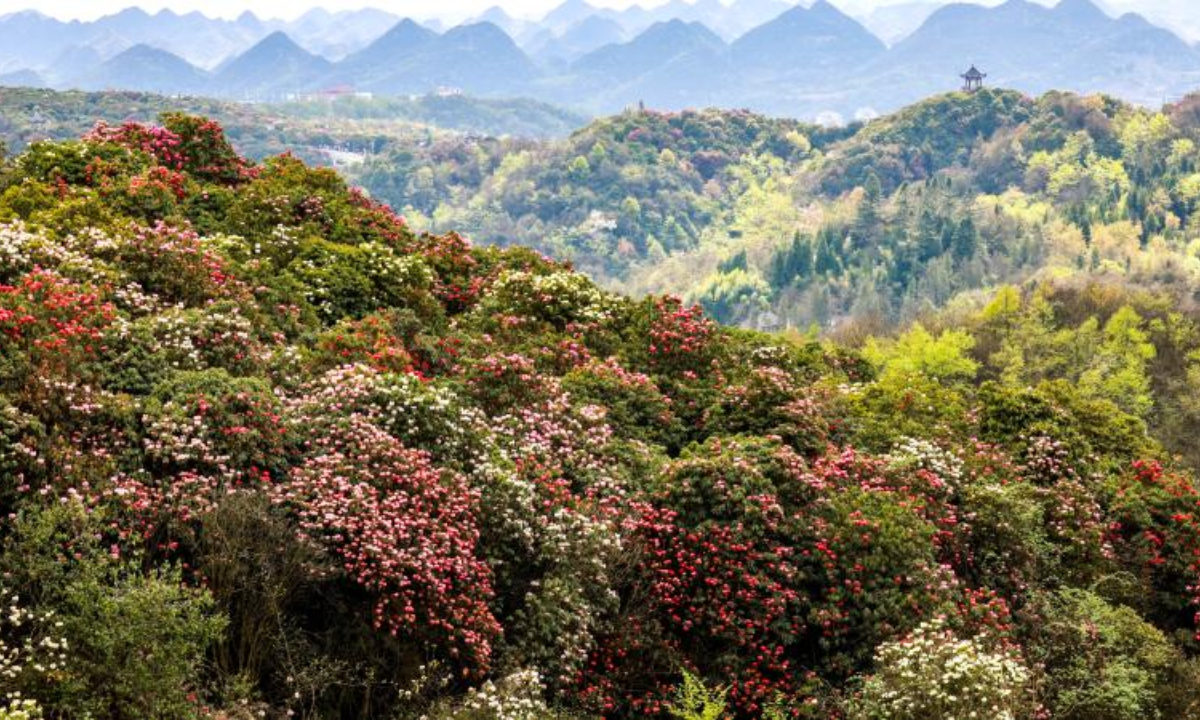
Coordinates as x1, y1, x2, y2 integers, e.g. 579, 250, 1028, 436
769, 232, 813, 287
815, 228, 841, 276
916, 210, 944, 262
719, 249, 748, 274
854, 171, 883, 248
950, 217, 978, 261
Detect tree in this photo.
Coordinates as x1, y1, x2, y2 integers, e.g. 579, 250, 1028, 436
718, 249, 748, 274
815, 227, 842, 276
950, 217, 978, 261
769, 232, 813, 287
854, 171, 883, 246
1079, 305, 1157, 417
864, 322, 979, 383
915, 209, 944, 262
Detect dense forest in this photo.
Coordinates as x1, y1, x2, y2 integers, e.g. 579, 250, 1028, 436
2, 97, 1200, 718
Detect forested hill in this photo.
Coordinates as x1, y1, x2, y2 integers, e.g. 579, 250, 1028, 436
347, 88, 1200, 337
0, 86, 585, 160
3, 108, 1200, 717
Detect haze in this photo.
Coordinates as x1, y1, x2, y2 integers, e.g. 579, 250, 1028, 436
0, 0, 1080, 22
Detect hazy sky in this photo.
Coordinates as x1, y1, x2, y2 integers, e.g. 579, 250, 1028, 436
0, 0, 1181, 24
0, 0, 1010, 22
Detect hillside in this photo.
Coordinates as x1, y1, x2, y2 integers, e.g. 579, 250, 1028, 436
335, 87, 1200, 369
0, 87, 587, 164
2, 105, 1200, 718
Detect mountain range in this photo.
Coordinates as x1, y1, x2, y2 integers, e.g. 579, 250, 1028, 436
2, 0, 1200, 120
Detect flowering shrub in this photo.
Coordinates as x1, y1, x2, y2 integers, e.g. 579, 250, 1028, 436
0, 590, 68, 705
159, 114, 251, 184
1108, 459, 1200, 642
0, 699, 43, 720
142, 369, 287, 479
0, 268, 113, 394
287, 238, 436, 323
312, 311, 414, 375
115, 301, 262, 379
480, 270, 615, 330
433, 668, 549, 719
850, 618, 1033, 720
703, 366, 842, 456
562, 358, 682, 448
116, 222, 246, 307
639, 296, 717, 375
273, 417, 499, 674
83, 120, 186, 170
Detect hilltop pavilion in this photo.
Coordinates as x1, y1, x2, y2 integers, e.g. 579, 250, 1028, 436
961, 65, 987, 92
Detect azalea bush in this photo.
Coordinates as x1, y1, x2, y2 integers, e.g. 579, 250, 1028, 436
850, 618, 1034, 720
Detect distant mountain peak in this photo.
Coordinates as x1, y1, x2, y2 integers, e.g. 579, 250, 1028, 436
113, 43, 179, 58
731, 0, 884, 73
385, 17, 438, 38
1054, 0, 1109, 21
110, 7, 151, 20
296, 7, 334, 22
225, 31, 327, 69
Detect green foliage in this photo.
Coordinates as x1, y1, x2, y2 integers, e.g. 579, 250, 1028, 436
863, 322, 979, 383
666, 670, 728, 720
1031, 589, 1186, 720
689, 267, 770, 325
3, 104, 1200, 718
1, 502, 225, 719
58, 566, 226, 719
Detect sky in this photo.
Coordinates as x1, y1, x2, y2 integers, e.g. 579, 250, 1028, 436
0, 0, 1186, 24
0, 0, 997, 22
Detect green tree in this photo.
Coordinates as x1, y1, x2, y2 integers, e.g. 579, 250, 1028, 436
666, 670, 727, 720
864, 322, 979, 383
950, 217, 978, 260
1079, 305, 1157, 416
854, 171, 883, 247
769, 231, 813, 287
815, 227, 841, 276
1032, 589, 1183, 720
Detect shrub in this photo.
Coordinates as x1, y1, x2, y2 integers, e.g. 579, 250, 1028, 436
142, 368, 288, 478
850, 618, 1033, 720
431, 669, 551, 720
0, 699, 44, 720
666, 670, 728, 720
478, 270, 614, 331
56, 565, 226, 719
272, 416, 499, 675
286, 238, 436, 323
0, 501, 226, 719
1031, 588, 1185, 719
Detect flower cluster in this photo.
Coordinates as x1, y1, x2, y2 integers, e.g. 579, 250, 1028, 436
644, 296, 716, 373
273, 417, 499, 674
84, 121, 185, 170
440, 669, 549, 719
852, 618, 1034, 720
0, 590, 68, 699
